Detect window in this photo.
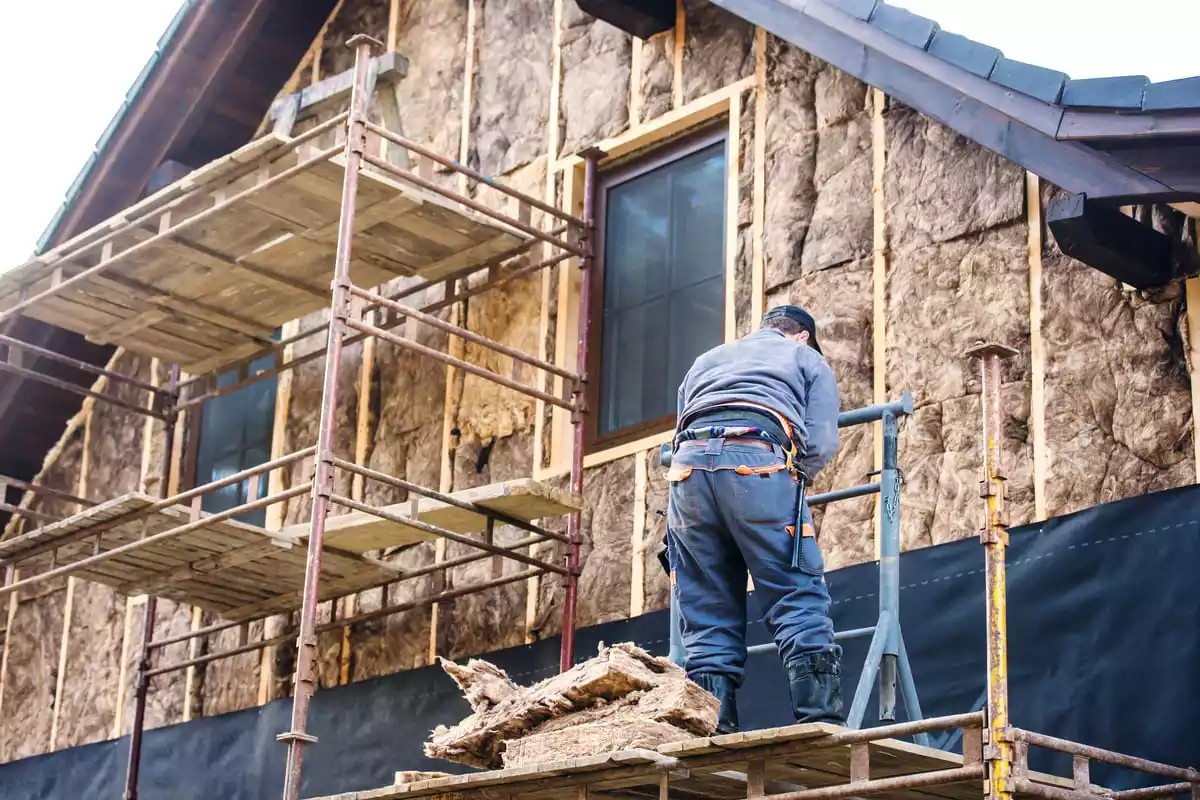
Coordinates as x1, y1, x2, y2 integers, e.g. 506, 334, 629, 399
587, 127, 728, 447
191, 348, 278, 527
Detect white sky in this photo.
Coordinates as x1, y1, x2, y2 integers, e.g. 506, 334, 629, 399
0, 1, 1196, 270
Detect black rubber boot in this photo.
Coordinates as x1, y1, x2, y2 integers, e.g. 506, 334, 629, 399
691, 672, 739, 734
786, 651, 845, 725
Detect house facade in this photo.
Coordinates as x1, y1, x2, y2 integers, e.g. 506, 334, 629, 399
0, 0, 1195, 766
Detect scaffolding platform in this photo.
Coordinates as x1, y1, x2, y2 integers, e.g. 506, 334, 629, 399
0, 492, 399, 620
0, 131, 530, 375
282, 478, 583, 553
309, 722, 1076, 800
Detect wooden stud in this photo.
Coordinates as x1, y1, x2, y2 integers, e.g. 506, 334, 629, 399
724, 91, 742, 342
1188, 276, 1200, 481
458, 0, 478, 196
182, 606, 204, 721
870, 88, 888, 560
747, 758, 766, 797
630, 451, 649, 617
673, 0, 685, 109
630, 36, 644, 129
0, 571, 19, 742
386, 0, 402, 52
751, 27, 767, 327
1027, 171, 1048, 521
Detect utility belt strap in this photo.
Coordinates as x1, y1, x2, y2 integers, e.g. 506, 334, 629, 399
675, 401, 806, 476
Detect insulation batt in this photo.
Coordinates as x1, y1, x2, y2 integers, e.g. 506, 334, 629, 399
426, 642, 717, 769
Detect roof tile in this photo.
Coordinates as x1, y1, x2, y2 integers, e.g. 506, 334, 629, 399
1062, 75, 1148, 109
867, 2, 939, 49
1142, 76, 1200, 111
990, 57, 1068, 104
926, 30, 1001, 79
826, 0, 878, 21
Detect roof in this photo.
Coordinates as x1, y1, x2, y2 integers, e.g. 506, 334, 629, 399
712, 0, 1200, 204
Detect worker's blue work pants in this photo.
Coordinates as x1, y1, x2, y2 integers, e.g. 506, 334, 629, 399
666, 438, 839, 683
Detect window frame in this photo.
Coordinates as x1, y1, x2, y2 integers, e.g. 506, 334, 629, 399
584, 123, 730, 451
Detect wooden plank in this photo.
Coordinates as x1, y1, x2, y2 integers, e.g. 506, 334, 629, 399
281, 479, 582, 554
1027, 172, 1048, 520
630, 35, 644, 127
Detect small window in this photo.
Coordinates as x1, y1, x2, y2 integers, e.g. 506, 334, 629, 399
192, 349, 278, 527
587, 127, 728, 448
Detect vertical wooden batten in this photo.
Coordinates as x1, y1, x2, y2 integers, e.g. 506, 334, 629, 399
630, 36, 644, 128
432, 0, 480, 662
751, 27, 767, 327
724, 91, 742, 341
386, 0, 401, 52
1187, 275, 1200, 479
870, 88, 887, 559
672, 0, 685, 109
629, 452, 649, 617
1027, 172, 1048, 521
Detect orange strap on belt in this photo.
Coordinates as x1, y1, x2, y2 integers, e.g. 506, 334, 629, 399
785, 523, 816, 538
733, 464, 787, 476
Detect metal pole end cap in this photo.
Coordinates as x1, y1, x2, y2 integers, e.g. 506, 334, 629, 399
965, 341, 1019, 360
276, 730, 319, 745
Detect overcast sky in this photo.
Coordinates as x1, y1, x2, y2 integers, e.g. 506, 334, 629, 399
0, 1, 1196, 270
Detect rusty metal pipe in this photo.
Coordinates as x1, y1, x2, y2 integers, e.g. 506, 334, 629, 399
0, 485, 311, 596
560, 151, 600, 672
146, 568, 544, 678
0, 503, 60, 524
175, 249, 573, 409
361, 153, 586, 258
348, 284, 581, 382
345, 317, 574, 410
330, 457, 569, 544
1011, 730, 1199, 782
0, 146, 343, 325
362, 120, 583, 228
0, 447, 315, 568
0, 474, 96, 507
14, 110, 349, 290
328, 494, 571, 576
758, 765, 986, 800
280, 39, 378, 800
0, 334, 163, 395
0, 361, 168, 420
1011, 779, 1197, 800
825, 712, 985, 744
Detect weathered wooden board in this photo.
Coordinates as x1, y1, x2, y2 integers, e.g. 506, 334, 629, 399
0, 131, 530, 375
0, 493, 397, 621
308, 723, 1079, 800
281, 479, 582, 554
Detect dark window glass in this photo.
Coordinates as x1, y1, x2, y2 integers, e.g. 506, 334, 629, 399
194, 347, 278, 527
595, 136, 726, 440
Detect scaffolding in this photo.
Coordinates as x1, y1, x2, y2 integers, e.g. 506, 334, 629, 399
0, 31, 1192, 800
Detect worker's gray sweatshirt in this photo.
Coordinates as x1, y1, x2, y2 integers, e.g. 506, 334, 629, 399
676, 328, 840, 478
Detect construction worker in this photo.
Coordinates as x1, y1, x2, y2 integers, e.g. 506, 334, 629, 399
665, 305, 843, 733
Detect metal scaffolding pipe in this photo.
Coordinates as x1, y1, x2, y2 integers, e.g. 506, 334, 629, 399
330, 457, 569, 544
361, 152, 585, 258
345, 316, 574, 410
1011, 730, 1199, 782
348, 284, 581, 382
328, 494, 571, 576
0, 334, 163, 395
0, 361, 168, 420
363, 120, 584, 227
756, 765, 986, 800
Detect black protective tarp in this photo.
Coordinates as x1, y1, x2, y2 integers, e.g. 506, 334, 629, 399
1, 484, 1196, 798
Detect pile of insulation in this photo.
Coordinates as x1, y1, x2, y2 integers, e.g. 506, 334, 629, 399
425, 642, 719, 769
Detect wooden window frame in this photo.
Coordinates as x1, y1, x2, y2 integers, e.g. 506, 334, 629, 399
584, 124, 730, 452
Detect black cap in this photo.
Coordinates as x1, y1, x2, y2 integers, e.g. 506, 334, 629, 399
762, 305, 822, 355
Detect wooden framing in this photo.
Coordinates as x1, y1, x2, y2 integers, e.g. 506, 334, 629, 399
544, 81, 752, 479
629, 451, 648, 617
1189, 275, 1200, 480
1027, 172, 1048, 521
386, 0, 401, 52
751, 27, 767, 326
630, 36, 644, 127
673, 0, 685, 109
724, 91, 742, 342
870, 88, 887, 559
